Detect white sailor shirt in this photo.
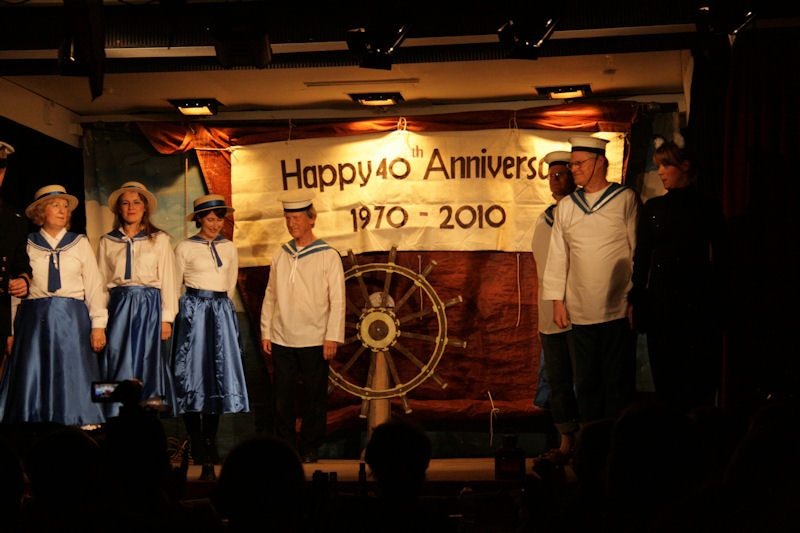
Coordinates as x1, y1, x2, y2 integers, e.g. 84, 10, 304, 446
174, 235, 238, 298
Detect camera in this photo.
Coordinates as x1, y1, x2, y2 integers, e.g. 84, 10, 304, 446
91, 381, 122, 403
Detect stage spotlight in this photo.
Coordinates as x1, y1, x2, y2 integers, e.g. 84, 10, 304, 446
498, 17, 559, 60
212, 22, 271, 69
168, 99, 222, 116
347, 25, 409, 71
349, 92, 405, 106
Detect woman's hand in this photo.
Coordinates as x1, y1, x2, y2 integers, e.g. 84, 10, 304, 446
161, 322, 172, 340
91, 328, 106, 352
5, 336, 12, 357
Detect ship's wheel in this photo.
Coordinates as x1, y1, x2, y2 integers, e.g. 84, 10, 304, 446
328, 246, 466, 417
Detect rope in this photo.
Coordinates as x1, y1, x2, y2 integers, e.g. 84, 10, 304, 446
515, 253, 522, 327
488, 391, 500, 447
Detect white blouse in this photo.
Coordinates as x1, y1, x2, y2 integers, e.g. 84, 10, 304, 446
97, 229, 179, 322
15, 228, 107, 329
174, 235, 238, 298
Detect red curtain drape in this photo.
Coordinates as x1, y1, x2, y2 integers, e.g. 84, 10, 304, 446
136, 102, 638, 429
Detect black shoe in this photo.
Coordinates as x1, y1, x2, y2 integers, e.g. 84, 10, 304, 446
302, 450, 319, 463
199, 463, 217, 481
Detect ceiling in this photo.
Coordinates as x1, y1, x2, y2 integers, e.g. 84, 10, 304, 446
0, 1, 793, 125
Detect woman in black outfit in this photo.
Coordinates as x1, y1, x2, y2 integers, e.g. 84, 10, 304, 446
628, 141, 728, 411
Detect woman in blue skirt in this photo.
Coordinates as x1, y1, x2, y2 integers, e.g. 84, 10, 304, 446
0, 185, 106, 426
97, 181, 178, 417
172, 194, 249, 480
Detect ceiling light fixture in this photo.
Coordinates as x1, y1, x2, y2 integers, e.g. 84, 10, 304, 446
168, 98, 222, 116
347, 25, 410, 70
349, 92, 405, 106
498, 17, 559, 60
535, 84, 592, 99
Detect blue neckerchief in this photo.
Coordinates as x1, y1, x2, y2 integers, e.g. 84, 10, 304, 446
104, 229, 148, 280
543, 204, 557, 227
28, 231, 82, 292
189, 234, 226, 267
569, 182, 628, 215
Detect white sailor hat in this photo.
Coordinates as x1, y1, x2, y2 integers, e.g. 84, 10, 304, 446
108, 181, 158, 213
569, 136, 609, 155
187, 193, 234, 221
280, 191, 314, 212
543, 151, 572, 167
0, 141, 14, 158
538, 150, 572, 180
25, 184, 79, 219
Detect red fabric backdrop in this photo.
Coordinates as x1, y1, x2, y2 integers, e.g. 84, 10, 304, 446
136, 102, 638, 429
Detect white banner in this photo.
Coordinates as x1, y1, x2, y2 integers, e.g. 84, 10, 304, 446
232, 128, 625, 267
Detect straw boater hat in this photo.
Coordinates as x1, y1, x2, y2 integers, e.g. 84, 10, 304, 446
538, 150, 572, 179
187, 193, 234, 221
569, 136, 609, 155
107, 181, 158, 213
0, 141, 14, 158
25, 184, 79, 219
280, 191, 314, 212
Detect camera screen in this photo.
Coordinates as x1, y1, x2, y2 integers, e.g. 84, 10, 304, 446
91, 381, 119, 402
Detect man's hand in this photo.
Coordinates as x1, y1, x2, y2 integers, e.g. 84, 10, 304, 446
161, 322, 172, 341
323, 340, 338, 361
5, 336, 12, 357
553, 300, 570, 329
262, 339, 272, 356
8, 277, 28, 298
91, 328, 106, 353
626, 304, 635, 329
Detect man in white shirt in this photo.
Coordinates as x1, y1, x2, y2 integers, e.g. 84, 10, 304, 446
261, 194, 345, 462
532, 150, 579, 461
542, 136, 638, 424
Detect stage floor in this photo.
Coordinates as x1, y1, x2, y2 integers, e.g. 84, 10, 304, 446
187, 457, 545, 483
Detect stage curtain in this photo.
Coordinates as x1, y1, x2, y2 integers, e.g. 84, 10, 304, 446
718, 28, 800, 407
136, 102, 638, 428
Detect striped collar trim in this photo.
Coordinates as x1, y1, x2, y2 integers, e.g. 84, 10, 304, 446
570, 182, 628, 214
281, 239, 332, 259
28, 231, 82, 252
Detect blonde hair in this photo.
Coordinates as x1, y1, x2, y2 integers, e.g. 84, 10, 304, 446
30, 198, 72, 229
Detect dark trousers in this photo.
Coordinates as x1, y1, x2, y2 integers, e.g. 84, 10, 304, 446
540, 331, 579, 434
272, 343, 329, 453
571, 318, 636, 424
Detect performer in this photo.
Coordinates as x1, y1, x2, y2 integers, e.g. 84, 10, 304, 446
0, 185, 105, 425
531, 151, 579, 461
260, 194, 345, 463
97, 181, 178, 417
0, 142, 31, 358
172, 194, 250, 480
628, 141, 728, 411
542, 137, 638, 424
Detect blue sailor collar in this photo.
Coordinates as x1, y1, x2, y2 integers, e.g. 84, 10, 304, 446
543, 204, 557, 227
28, 230, 82, 252
104, 228, 148, 241
282, 238, 332, 260
569, 182, 628, 215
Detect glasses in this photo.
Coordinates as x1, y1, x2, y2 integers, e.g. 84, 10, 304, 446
567, 157, 596, 169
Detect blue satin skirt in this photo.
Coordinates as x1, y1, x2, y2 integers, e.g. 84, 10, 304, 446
0, 297, 105, 425
171, 289, 249, 414
101, 286, 176, 417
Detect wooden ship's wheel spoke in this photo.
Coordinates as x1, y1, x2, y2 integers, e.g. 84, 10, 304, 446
328, 248, 465, 417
